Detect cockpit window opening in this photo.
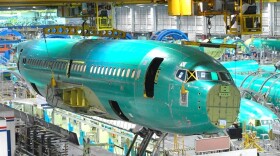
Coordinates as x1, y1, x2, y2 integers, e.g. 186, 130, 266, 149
219, 72, 233, 81
176, 69, 187, 82
196, 71, 220, 81
196, 71, 211, 80
186, 70, 197, 82
211, 72, 219, 80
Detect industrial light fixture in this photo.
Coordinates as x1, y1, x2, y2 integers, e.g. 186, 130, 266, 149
33, 6, 36, 9
8, 7, 11, 10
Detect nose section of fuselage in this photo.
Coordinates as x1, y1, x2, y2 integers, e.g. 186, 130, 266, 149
206, 83, 241, 129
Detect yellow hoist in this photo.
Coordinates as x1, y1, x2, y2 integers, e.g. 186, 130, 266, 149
167, 0, 263, 35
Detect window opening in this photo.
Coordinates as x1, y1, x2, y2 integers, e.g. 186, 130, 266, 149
113, 68, 117, 76
93, 66, 97, 73
83, 65, 87, 72
121, 69, 126, 77
97, 66, 101, 74
131, 70, 135, 78
176, 69, 187, 81
101, 67, 104, 74
108, 67, 112, 75
126, 69, 131, 77
105, 67, 108, 75
219, 72, 232, 81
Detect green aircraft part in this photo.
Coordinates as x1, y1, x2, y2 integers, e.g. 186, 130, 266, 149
222, 60, 280, 107
245, 38, 280, 51
221, 60, 259, 75
17, 39, 241, 135
239, 98, 278, 137
200, 38, 249, 59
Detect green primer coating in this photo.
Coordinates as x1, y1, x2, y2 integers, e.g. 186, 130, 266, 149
239, 98, 278, 136
18, 39, 241, 135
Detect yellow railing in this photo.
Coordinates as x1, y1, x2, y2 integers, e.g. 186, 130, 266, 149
227, 14, 262, 35
96, 16, 113, 31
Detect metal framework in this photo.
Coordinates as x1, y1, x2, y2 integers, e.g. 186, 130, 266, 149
43, 25, 127, 39
0, 0, 165, 5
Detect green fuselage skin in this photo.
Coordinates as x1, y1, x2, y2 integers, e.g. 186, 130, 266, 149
18, 39, 240, 135
245, 38, 280, 51
239, 98, 278, 136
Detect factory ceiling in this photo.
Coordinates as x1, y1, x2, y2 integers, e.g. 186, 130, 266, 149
0, 0, 167, 6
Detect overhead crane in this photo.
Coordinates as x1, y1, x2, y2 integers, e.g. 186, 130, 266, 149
0, 0, 165, 4
167, 0, 263, 35
0, 0, 263, 35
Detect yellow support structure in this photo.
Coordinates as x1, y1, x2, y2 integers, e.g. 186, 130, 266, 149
62, 88, 88, 107
225, 0, 262, 35
96, 16, 113, 31
242, 131, 264, 152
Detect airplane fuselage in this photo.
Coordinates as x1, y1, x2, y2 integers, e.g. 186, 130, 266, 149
18, 39, 241, 135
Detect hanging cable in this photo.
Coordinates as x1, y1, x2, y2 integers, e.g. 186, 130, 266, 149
43, 31, 56, 88
206, 16, 214, 43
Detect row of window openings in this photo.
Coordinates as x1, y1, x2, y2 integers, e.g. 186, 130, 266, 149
26, 59, 67, 70
26, 59, 86, 72
25, 59, 137, 78
90, 66, 136, 78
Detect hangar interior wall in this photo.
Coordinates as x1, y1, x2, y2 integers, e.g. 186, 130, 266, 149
115, 3, 275, 36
